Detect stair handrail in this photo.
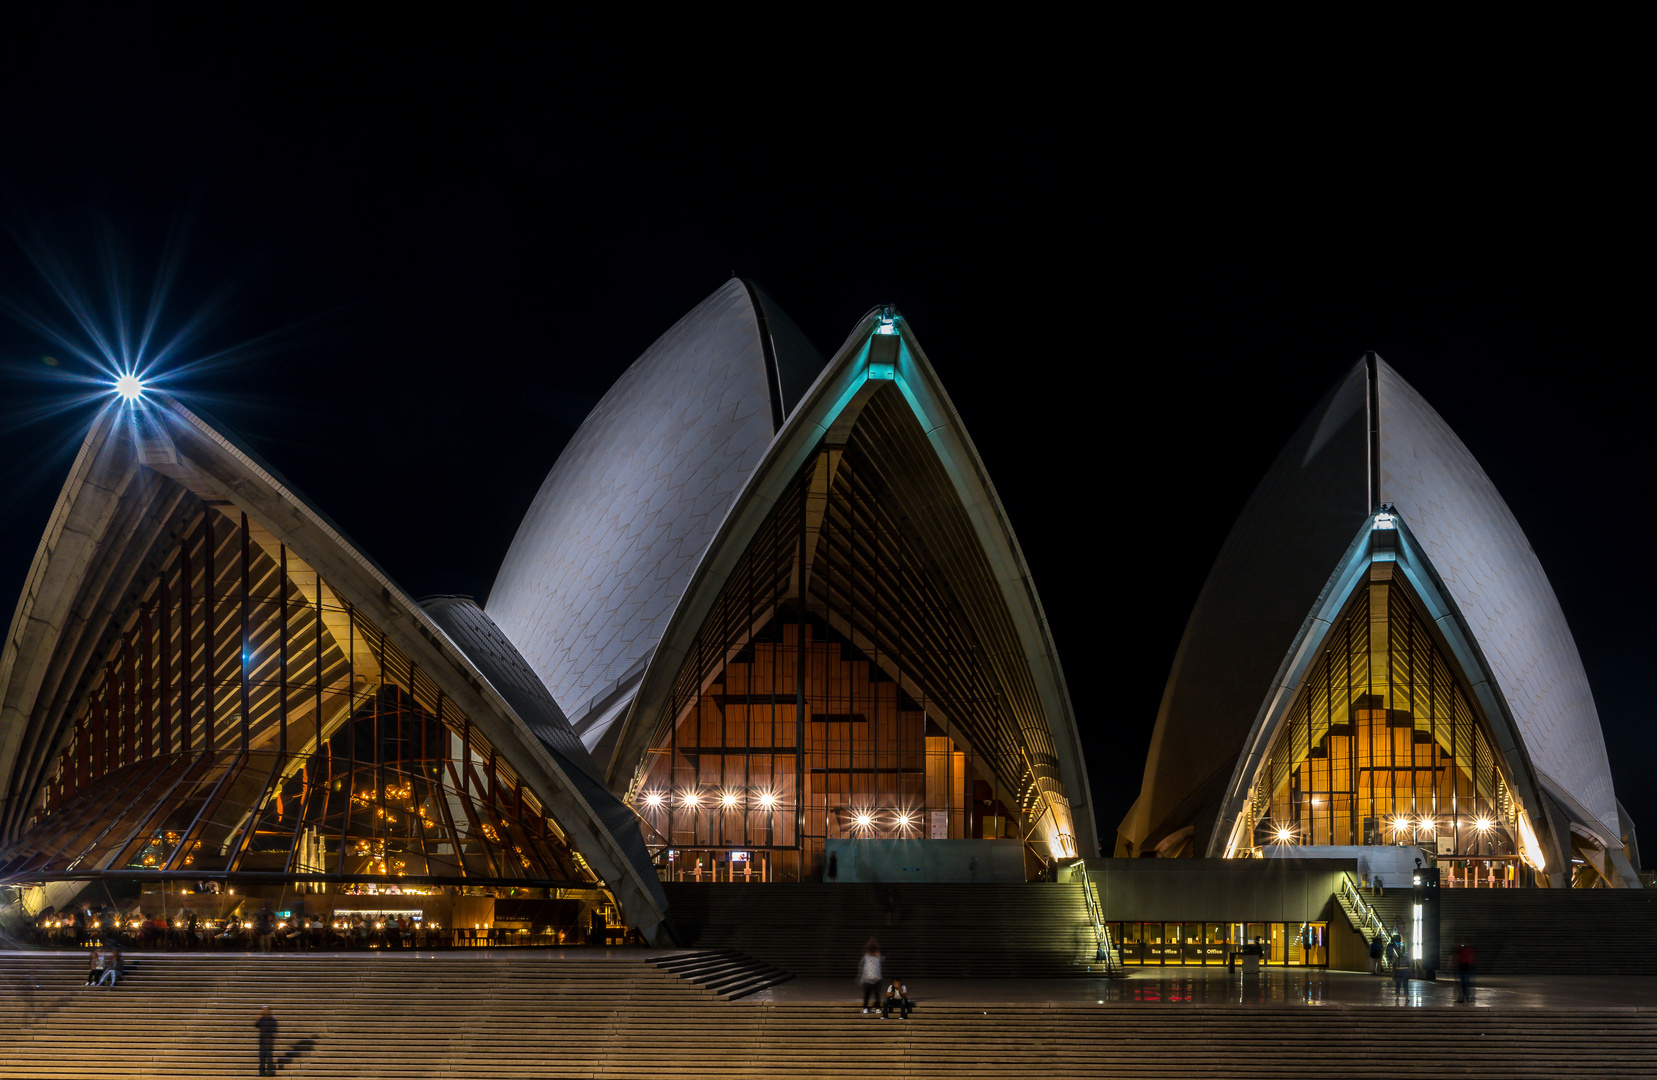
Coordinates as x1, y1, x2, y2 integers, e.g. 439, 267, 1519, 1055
1074, 862, 1124, 976
1339, 870, 1392, 943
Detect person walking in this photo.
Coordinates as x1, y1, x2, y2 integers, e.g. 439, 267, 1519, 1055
1455, 942, 1477, 1003
255, 1006, 278, 1076
1386, 934, 1409, 998
1373, 876, 1384, 898
1368, 934, 1384, 975
858, 939, 884, 1015
882, 976, 912, 1020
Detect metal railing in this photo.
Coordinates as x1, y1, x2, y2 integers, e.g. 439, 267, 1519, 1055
1075, 863, 1124, 976
1339, 871, 1393, 944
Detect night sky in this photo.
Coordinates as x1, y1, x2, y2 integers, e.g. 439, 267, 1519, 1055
1, 15, 1648, 852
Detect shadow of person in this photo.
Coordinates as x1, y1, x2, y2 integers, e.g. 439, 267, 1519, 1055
279, 1034, 323, 1070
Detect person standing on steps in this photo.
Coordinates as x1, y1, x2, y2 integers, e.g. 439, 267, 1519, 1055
859, 939, 883, 1014
1455, 942, 1476, 1003
255, 1006, 278, 1076
1386, 934, 1409, 998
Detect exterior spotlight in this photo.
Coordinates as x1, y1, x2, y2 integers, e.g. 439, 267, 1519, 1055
1372, 512, 1397, 531
721, 792, 737, 807
114, 373, 144, 402
855, 813, 874, 829
759, 792, 777, 808
876, 310, 897, 335
644, 792, 663, 808
1274, 827, 1294, 843
1475, 817, 1493, 831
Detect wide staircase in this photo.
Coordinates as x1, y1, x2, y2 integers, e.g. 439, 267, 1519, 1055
1369, 888, 1657, 973
3, 952, 1657, 1077
662, 882, 1095, 977
653, 948, 792, 999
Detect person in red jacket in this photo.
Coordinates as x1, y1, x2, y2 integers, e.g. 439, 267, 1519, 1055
1455, 943, 1477, 1003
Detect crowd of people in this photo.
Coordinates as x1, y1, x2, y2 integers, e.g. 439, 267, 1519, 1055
25, 903, 451, 951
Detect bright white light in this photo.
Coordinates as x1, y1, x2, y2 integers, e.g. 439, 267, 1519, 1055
758, 792, 777, 808
1274, 827, 1294, 843
1417, 818, 1435, 832
680, 791, 700, 807
1392, 817, 1410, 832
1373, 512, 1396, 531
644, 792, 663, 807
114, 374, 144, 402
855, 813, 874, 829
1475, 817, 1493, 831
897, 813, 913, 828
721, 793, 737, 807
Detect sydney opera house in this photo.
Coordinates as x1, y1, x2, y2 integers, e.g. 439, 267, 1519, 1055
0, 281, 1097, 943
1117, 353, 1639, 890
0, 280, 1638, 957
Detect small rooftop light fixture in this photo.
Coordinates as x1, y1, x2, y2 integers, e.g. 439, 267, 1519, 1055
114, 373, 144, 402
876, 307, 898, 335
1372, 511, 1396, 531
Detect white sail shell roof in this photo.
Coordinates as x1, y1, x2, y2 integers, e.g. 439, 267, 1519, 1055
1378, 364, 1618, 835
487, 280, 820, 753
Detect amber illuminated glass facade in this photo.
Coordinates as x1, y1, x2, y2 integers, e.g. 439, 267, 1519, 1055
632, 392, 1059, 881
0, 505, 600, 889
1243, 564, 1524, 864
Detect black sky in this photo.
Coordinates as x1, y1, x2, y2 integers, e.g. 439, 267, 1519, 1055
1, 13, 1649, 850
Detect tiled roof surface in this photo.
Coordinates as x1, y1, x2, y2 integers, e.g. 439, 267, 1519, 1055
1378, 361, 1618, 835
486, 281, 814, 755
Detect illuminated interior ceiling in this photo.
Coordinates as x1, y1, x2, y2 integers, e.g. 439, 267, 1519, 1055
0, 395, 671, 940
1119, 353, 1629, 885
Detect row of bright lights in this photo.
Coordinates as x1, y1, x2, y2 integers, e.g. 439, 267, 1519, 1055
1271, 815, 1498, 844
643, 790, 781, 810
641, 790, 918, 830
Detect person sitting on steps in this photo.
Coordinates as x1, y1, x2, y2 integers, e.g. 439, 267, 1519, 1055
882, 977, 912, 1020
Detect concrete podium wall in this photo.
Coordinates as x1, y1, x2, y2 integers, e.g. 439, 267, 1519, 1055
1070, 858, 1353, 923
823, 839, 1026, 882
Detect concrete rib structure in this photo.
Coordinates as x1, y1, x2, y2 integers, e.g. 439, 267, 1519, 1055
1119, 353, 1632, 886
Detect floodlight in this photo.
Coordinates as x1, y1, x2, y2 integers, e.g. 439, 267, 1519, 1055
114, 373, 144, 402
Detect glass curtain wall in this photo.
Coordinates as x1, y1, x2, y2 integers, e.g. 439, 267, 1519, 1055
1245, 563, 1523, 865
634, 434, 1031, 881
1, 505, 599, 891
